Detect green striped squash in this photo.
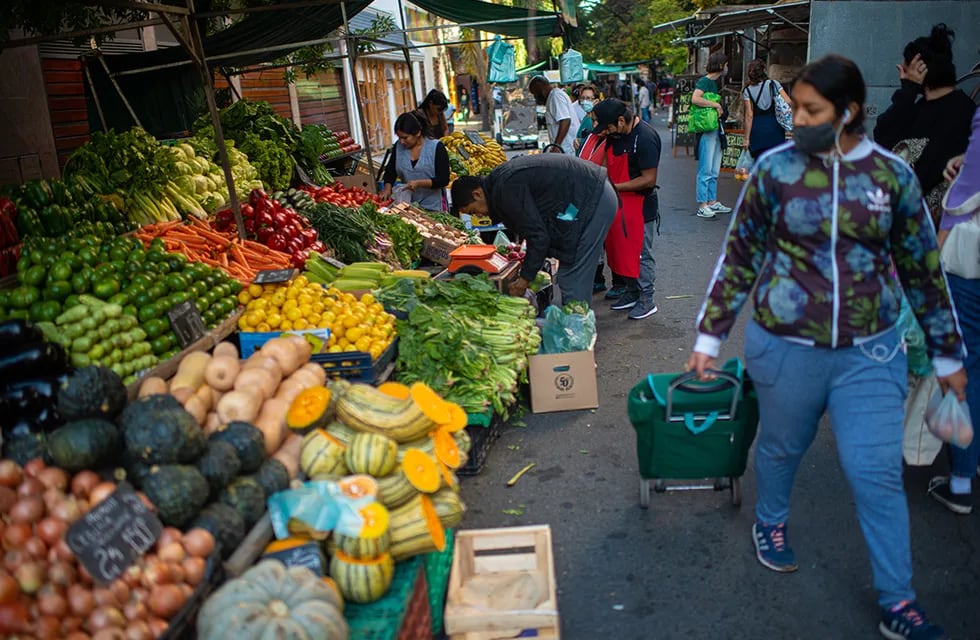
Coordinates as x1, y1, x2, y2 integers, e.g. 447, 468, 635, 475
300, 428, 349, 479
430, 487, 466, 529
329, 550, 395, 604
345, 432, 399, 477
389, 494, 446, 561
376, 469, 418, 509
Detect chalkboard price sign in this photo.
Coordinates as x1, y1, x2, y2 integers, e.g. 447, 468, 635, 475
66, 483, 163, 585
167, 299, 207, 349
263, 541, 327, 576
253, 268, 297, 285
320, 256, 346, 271
721, 131, 747, 171
464, 131, 487, 146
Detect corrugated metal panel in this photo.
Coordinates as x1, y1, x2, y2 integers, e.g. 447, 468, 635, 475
41, 58, 90, 167
296, 67, 350, 133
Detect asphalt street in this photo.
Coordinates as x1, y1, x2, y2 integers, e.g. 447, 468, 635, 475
459, 113, 980, 640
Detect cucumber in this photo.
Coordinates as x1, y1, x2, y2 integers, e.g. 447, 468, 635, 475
331, 279, 380, 292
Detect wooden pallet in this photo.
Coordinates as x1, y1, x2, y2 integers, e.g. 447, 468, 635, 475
445, 525, 559, 640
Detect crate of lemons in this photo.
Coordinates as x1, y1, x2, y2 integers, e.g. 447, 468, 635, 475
236, 275, 396, 361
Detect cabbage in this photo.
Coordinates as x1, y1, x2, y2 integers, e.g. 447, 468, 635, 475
171, 146, 187, 162
193, 175, 209, 194
177, 143, 196, 159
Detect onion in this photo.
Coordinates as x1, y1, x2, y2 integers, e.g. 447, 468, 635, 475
52, 538, 75, 562
180, 557, 206, 586
37, 589, 68, 617
0, 487, 17, 514
86, 605, 125, 633
61, 615, 83, 633
3, 522, 32, 548
9, 496, 45, 525
124, 620, 153, 640
147, 584, 185, 620
33, 614, 62, 639
121, 564, 142, 589
88, 483, 116, 506
157, 542, 185, 564
66, 633, 91, 640
70, 471, 100, 500
109, 580, 129, 606
22, 536, 47, 560
156, 528, 182, 550
0, 461, 23, 488
14, 561, 44, 594
0, 599, 30, 634
93, 587, 121, 608
178, 583, 193, 600
51, 496, 83, 524
78, 563, 94, 585
36, 517, 68, 546
16, 477, 44, 498
37, 468, 69, 492
0, 570, 19, 604
42, 488, 65, 513
122, 598, 148, 622
140, 561, 172, 589
93, 628, 127, 640
67, 585, 95, 618
47, 561, 76, 587
167, 562, 185, 584
2, 550, 24, 574
181, 529, 215, 559
147, 617, 168, 636
22, 459, 46, 479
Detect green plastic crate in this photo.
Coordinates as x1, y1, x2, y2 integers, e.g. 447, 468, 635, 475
344, 556, 424, 640
423, 529, 455, 636
465, 409, 493, 428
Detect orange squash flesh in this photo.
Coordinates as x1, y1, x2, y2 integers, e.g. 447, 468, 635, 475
377, 381, 411, 400
432, 428, 462, 469
440, 403, 468, 433
338, 474, 379, 499
437, 459, 457, 490
420, 495, 446, 552
286, 386, 333, 432
401, 448, 441, 493
410, 382, 453, 425
358, 502, 390, 538
334, 549, 391, 566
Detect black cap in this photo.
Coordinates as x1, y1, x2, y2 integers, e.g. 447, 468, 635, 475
592, 99, 628, 130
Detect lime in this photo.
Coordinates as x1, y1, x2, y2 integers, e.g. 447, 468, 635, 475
49, 260, 72, 282
23, 265, 46, 287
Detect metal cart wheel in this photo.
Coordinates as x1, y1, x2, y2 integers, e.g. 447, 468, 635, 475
730, 477, 742, 506
653, 479, 667, 493
639, 479, 650, 509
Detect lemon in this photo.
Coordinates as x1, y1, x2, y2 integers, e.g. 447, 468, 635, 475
248, 283, 264, 298
270, 294, 286, 308
346, 327, 364, 342
328, 344, 343, 353
355, 336, 372, 352
342, 315, 359, 329
256, 322, 271, 332
293, 318, 309, 330
238, 315, 250, 331
318, 318, 331, 329
280, 320, 293, 331
322, 311, 337, 324
266, 312, 282, 329
297, 293, 313, 306
307, 313, 321, 325
246, 310, 265, 326
360, 293, 375, 305
285, 287, 300, 300
285, 307, 302, 322
282, 299, 299, 313
237, 290, 252, 305
298, 303, 313, 317
311, 301, 325, 314
369, 345, 384, 360
263, 284, 277, 292
250, 298, 268, 311
294, 275, 309, 287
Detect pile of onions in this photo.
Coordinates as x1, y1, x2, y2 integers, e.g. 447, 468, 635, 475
0, 459, 216, 639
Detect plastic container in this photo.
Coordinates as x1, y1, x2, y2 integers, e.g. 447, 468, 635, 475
424, 529, 455, 637
311, 338, 398, 384
344, 556, 432, 640
458, 416, 502, 477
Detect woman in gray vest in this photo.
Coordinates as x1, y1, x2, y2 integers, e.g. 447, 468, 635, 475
380, 111, 451, 212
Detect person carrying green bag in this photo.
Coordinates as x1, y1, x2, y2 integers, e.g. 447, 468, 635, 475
690, 53, 732, 220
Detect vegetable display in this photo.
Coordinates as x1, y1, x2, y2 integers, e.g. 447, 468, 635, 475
385, 202, 477, 247
304, 200, 420, 269
0, 178, 131, 241
441, 132, 507, 176
169, 141, 264, 216
299, 182, 390, 209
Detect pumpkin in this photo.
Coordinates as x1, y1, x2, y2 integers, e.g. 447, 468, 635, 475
329, 550, 395, 604
331, 502, 391, 558
286, 386, 334, 434
453, 428, 472, 455
337, 474, 379, 500
388, 493, 446, 561
430, 487, 466, 529
432, 428, 462, 469
401, 448, 440, 493
345, 432, 399, 477
197, 559, 348, 639
376, 469, 418, 509
300, 429, 348, 479
441, 402, 468, 433
409, 382, 452, 425
335, 384, 434, 443
376, 381, 411, 400
438, 459, 458, 491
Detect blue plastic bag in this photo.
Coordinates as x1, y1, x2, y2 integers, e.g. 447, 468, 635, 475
486, 35, 517, 84
559, 49, 584, 83
897, 295, 932, 376
541, 304, 596, 354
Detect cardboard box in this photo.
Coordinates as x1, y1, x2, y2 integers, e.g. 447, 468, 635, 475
527, 348, 598, 413
421, 236, 459, 265
333, 174, 377, 193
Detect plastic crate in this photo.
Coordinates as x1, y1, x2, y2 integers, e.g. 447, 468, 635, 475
458, 417, 502, 478
424, 529, 455, 637
159, 552, 224, 640
344, 556, 432, 640
237, 328, 330, 358
311, 337, 398, 383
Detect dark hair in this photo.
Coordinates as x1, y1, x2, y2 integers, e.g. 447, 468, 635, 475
394, 110, 429, 137
419, 89, 448, 111
796, 54, 867, 134
450, 176, 483, 211
528, 75, 550, 90
578, 84, 598, 99
904, 23, 957, 89
706, 52, 728, 74
747, 59, 768, 85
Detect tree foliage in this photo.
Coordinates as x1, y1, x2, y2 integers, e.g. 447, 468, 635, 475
574, 0, 691, 71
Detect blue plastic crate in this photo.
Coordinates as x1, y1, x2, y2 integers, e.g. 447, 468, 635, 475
237, 328, 330, 358
311, 337, 399, 383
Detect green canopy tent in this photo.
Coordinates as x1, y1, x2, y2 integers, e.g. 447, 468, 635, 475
405, 0, 564, 39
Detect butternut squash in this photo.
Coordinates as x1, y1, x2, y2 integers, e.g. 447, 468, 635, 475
138, 376, 168, 398
298, 362, 327, 386
194, 383, 214, 410
216, 390, 262, 424
272, 434, 302, 479
204, 355, 240, 392
212, 341, 239, 359
256, 397, 289, 455
285, 334, 314, 363
288, 367, 322, 391
260, 337, 305, 376
171, 386, 195, 404
274, 378, 306, 406
234, 367, 279, 400
243, 354, 283, 382
204, 411, 222, 436
184, 394, 209, 426
170, 351, 212, 393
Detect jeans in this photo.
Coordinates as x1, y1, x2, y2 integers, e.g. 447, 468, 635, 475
946, 274, 980, 480
638, 220, 656, 298
558, 182, 618, 306
745, 320, 914, 607
696, 130, 722, 203
641, 107, 651, 122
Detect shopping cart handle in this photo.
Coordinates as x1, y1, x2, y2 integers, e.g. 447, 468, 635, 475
670, 370, 740, 394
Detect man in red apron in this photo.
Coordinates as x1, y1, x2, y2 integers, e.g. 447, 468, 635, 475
592, 100, 662, 319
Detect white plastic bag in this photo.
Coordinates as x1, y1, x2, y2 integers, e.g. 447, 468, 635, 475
392, 185, 412, 205
903, 375, 943, 465
734, 150, 752, 182
925, 389, 974, 448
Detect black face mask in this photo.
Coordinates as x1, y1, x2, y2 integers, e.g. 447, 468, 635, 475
606, 132, 623, 141
793, 122, 838, 155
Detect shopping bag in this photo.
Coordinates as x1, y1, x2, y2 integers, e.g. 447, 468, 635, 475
560, 49, 584, 83
486, 35, 517, 84
687, 93, 720, 133
392, 185, 412, 205
897, 295, 932, 376
734, 150, 752, 181
770, 82, 793, 132
925, 389, 974, 448
903, 375, 943, 465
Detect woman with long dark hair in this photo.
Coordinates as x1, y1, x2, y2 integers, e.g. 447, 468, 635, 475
380, 111, 451, 211
688, 54, 963, 640
742, 59, 793, 158
417, 89, 450, 140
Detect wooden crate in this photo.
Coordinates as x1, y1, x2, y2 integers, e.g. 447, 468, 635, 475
445, 525, 560, 640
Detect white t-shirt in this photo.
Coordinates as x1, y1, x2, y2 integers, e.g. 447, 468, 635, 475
545, 88, 576, 154
742, 79, 783, 111
638, 85, 651, 109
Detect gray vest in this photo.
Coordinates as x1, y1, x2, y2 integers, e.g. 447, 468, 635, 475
395, 138, 443, 211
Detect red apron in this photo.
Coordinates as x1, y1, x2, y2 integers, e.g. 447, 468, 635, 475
578, 133, 607, 166
603, 143, 644, 279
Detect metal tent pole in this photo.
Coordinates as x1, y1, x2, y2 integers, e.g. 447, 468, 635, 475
397, 0, 418, 103
342, 1, 377, 181
96, 54, 143, 127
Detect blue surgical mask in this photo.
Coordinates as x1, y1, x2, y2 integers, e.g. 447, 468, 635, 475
581, 100, 594, 113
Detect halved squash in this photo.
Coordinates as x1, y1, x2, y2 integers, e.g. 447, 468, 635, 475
409, 382, 452, 425
332, 502, 391, 558
376, 469, 418, 509
376, 381, 411, 400
329, 549, 395, 603
388, 494, 446, 561
287, 386, 334, 434
337, 474, 379, 500
430, 487, 465, 529
440, 402, 468, 433
437, 459, 458, 490
432, 428, 462, 469
401, 448, 441, 493
300, 428, 348, 478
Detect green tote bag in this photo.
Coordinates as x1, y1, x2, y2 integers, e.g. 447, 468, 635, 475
687, 92, 720, 133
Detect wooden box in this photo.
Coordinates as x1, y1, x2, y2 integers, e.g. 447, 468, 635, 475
445, 525, 560, 639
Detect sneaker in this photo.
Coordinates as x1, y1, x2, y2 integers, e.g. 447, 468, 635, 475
696, 206, 717, 219
628, 297, 658, 320
611, 290, 640, 310
752, 522, 798, 573
604, 286, 626, 300
709, 201, 733, 213
927, 476, 972, 515
879, 601, 949, 640
593, 282, 608, 293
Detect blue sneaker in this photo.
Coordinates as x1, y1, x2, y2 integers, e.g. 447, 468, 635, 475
752, 522, 797, 573
879, 601, 948, 640
593, 282, 608, 293
604, 286, 626, 300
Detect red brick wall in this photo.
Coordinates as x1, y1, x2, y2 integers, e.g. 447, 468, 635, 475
42, 58, 90, 167
296, 68, 350, 133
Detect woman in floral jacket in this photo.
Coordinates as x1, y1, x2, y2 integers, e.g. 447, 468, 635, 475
687, 55, 965, 640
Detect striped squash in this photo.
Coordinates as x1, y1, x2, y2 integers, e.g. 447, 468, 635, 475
376, 469, 418, 509
331, 503, 391, 558
345, 432, 399, 477
453, 428, 472, 455
329, 550, 395, 604
300, 428, 349, 479
388, 494, 446, 561
430, 487, 466, 529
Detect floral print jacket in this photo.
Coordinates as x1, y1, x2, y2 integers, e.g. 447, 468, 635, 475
696, 138, 963, 362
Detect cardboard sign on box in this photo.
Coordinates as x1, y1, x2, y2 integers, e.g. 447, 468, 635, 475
528, 348, 598, 413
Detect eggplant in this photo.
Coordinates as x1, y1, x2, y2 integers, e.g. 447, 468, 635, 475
0, 319, 44, 352
0, 342, 68, 383
0, 375, 66, 402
